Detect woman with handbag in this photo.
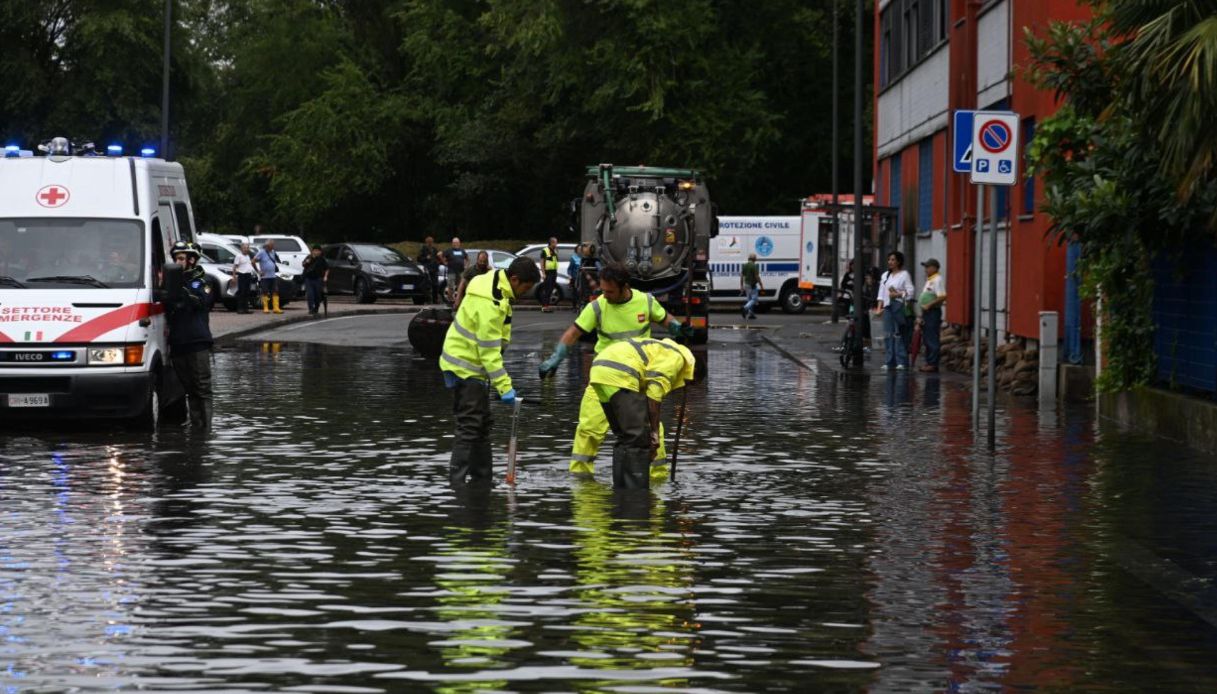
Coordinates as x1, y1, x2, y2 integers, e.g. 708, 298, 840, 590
874, 251, 916, 371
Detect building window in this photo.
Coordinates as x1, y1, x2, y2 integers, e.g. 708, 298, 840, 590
918, 139, 933, 232
879, 0, 948, 88
891, 155, 903, 232
1022, 117, 1036, 215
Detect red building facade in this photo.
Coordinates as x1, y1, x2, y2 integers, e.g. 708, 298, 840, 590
873, 0, 1092, 341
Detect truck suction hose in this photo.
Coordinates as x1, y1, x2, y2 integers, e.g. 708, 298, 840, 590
599, 164, 617, 227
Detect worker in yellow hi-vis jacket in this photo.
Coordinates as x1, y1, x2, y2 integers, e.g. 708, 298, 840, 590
588, 337, 695, 488
439, 257, 539, 486
538, 263, 691, 479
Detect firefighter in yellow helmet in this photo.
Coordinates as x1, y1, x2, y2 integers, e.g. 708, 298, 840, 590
589, 337, 695, 488
538, 263, 691, 478
439, 257, 540, 486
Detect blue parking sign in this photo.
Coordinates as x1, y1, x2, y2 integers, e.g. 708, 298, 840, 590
953, 110, 977, 173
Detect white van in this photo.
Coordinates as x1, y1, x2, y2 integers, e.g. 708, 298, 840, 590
709, 216, 807, 313
0, 139, 197, 427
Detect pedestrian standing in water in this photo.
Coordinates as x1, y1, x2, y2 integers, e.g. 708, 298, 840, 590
166, 241, 214, 430
301, 244, 329, 316
439, 257, 540, 486
875, 251, 915, 371
917, 258, 947, 372
740, 252, 762, 319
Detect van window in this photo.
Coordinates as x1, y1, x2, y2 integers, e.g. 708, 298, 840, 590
151, 217, 166, 272
252, 237, 303, 252
157, 203, 179, 242
202, 243, 235, 264
173, 202, 195, 242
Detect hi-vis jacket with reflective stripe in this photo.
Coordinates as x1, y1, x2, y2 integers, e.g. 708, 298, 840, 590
574, 289, 669, 353
542, 246, 559, 271
439, 269, 515, 394
590, 338, 695, 402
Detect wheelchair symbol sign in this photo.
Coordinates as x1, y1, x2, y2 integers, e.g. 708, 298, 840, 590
997, 160, 1013, 175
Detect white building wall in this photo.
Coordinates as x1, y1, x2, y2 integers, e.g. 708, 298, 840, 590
977, 0, 1011, 107
876, 45, 950, 159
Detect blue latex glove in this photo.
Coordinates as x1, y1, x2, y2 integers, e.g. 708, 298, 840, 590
538, 342, 570, 379
668, 319, 692, 338
497, 388, 518, 405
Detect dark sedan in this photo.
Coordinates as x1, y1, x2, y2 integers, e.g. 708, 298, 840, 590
322, 243, 430, 304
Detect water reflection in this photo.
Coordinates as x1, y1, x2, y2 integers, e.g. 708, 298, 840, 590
1, 338, 1217, 690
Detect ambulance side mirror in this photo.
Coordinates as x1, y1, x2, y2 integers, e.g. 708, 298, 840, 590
157, 262, 183, 304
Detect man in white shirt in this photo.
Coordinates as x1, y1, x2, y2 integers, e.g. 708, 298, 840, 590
917, 258, 947, 372
233, 242, 257, 314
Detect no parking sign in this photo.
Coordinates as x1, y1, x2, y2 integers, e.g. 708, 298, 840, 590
969, 112, 1020, 186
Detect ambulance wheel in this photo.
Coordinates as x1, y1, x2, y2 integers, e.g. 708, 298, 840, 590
779, 282, 805, 314
134, 370, 163, 431
354, 278, 375, 304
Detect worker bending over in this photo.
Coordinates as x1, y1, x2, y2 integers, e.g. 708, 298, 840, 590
591, 338, 695, 488
440, 257, 540, 486
538, 263, 691, 479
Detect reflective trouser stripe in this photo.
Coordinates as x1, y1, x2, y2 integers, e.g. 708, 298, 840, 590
570, 385, 608, 472
591, 359, 642, 383
452, 319, 500, 349
571, 384, 670, 473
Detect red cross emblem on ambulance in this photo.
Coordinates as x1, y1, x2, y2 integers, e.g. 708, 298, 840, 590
36, 185, 70, 208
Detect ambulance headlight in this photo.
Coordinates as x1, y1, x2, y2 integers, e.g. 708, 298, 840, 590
366, 263, 389, 276
88, 345, 144, 366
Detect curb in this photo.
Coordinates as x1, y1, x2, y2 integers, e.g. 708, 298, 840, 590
213, 307, 421, 345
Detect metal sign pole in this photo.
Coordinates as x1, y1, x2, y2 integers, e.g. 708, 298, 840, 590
987, 185, 998, 450
850, 0, 865, 353
830, 0, 841, 323
972, 183, 983, 426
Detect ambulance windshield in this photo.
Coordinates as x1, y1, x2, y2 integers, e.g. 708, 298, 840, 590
0, 218, 144, 289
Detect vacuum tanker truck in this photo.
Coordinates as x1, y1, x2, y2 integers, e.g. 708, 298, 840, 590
576, 164, 717, 344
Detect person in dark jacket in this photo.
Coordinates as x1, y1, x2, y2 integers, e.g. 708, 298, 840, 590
301, 244, 329, 316
417, 236, 441, 303
167, 241, 214, 430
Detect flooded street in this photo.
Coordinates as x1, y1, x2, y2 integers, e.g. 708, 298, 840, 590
3, 314, 1217, 691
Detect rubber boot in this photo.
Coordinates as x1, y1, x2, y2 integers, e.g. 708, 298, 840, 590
261, 295, 269, 313
189, 397, 213, 430
449, 442, 475, 486
469, 441, 494, 485
272, 294, 283, 314
612, 447, 651, 490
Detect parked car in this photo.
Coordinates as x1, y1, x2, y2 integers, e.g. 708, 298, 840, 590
323, 243, 430, 304
436, 249, 518, 299
197, 233, 297, 310
516, 242, 579, 305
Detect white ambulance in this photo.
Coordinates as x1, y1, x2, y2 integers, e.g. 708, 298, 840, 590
709, 216, 808, 313
0, 138, 197, 427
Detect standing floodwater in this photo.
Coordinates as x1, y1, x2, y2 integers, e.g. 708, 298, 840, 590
2, 320, 1217, 691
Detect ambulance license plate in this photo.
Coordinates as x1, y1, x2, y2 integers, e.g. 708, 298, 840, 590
400, 283, 413, 290
8, 394, 49, 408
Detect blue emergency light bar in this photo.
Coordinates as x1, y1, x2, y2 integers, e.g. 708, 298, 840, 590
4, 145, 19, 158
106, 145, 123, 156
140, 147, 156, 158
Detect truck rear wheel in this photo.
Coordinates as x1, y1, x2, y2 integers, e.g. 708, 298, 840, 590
779, 282, 806, 314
